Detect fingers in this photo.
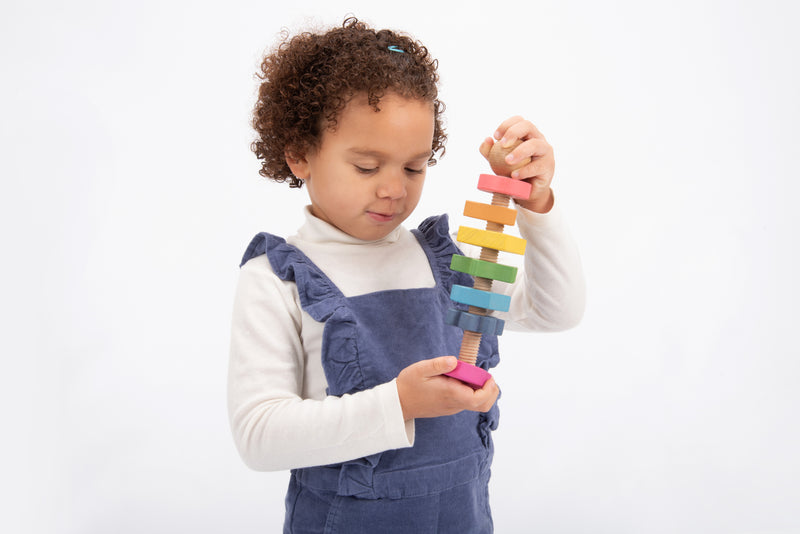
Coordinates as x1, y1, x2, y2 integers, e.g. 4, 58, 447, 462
493, 115, 524, 142
479, 137, 494, 159
431, 363, 499, 414
486, 117, 552, 179
438, 373, 498, 414
432, 356, 458, 377
422, 356, 458, 378
397, 357, 499, 420
469, 377, 499, 413
494, 116, 545, 146
402, 356, 459, 381
484, 116, 555, 214
503, 138, 553, 178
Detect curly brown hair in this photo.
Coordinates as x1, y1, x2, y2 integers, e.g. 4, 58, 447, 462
251, 17, 447, 188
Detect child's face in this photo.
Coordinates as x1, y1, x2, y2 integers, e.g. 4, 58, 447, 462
289, 92, 435, 241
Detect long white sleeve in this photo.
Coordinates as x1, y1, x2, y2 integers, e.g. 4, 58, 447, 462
228, 253, 415, 471
493, 203, 586, 331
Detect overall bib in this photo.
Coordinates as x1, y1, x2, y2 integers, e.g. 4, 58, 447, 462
242, 215, 500, 534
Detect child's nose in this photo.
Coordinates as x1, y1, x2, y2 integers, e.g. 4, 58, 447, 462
376, 170, 407, 200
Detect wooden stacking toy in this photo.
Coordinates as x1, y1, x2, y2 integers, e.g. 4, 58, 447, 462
444, 140, 532, 389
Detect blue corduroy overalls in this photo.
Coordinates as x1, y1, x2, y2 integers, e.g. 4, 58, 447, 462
241, 215, 500, 533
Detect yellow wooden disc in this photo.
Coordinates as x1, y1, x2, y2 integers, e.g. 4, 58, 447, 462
456, 226, 526, 255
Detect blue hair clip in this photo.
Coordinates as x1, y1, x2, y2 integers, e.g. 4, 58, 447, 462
387, 45, 405, 53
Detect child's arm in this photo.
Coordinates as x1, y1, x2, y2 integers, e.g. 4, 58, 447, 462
228, 256, 499, 471
476, 116, 586, 331
228, 256, 414, 471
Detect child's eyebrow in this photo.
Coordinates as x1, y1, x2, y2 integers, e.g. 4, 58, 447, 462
347, 148, 432, 161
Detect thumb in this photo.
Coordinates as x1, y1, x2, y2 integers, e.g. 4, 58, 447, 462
422, 356, 458, 378
479, 137, 493, 159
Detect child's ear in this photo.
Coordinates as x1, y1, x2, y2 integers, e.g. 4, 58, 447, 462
285, 150, 310, 181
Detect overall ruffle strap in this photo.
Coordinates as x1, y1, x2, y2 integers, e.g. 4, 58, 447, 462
241, 232, 346, 323
241, 232, 365, 395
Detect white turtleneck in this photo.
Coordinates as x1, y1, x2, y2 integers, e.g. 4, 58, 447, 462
228, 203, 585, 471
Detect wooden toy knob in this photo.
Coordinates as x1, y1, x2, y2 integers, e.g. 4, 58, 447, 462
488, 139, 531, 177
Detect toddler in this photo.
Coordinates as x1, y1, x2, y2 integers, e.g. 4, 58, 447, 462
228, 17, 585, 533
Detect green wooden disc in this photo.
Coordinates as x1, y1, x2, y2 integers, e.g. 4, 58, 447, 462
450, 255, 518, 283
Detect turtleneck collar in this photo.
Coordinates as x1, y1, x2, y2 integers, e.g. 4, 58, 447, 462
294, 205, 404, 246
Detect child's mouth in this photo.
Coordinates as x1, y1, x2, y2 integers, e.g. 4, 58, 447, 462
367, 211, 395, 223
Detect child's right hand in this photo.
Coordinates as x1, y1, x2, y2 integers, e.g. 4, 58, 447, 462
396, 356, 499, 421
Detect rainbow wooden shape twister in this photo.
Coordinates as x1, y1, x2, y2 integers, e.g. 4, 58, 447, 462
444, 144, 530, 389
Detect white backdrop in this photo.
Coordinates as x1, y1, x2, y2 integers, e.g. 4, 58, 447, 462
3, 1, 799, 532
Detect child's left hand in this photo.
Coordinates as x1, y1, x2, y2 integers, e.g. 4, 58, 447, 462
479, 116, 555, 214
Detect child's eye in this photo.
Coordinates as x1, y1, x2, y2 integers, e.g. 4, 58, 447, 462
355, 166, 378, 174
405, 167, 425, 175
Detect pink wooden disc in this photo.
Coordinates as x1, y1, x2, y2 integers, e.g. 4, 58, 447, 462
477, 174, 532, 200
444, 361, 492, 390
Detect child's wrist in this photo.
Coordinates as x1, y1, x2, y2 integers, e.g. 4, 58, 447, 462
516, 188, 554, 214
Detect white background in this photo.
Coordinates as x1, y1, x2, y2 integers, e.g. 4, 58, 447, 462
3, 0, 799, 532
